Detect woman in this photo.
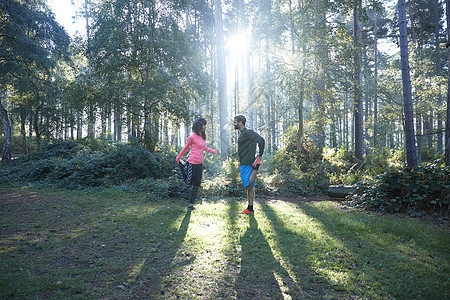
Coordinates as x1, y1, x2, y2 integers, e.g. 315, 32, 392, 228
176, 117, 217, 210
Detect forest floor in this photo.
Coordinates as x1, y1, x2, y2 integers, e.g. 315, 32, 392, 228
0, 187, 448, 299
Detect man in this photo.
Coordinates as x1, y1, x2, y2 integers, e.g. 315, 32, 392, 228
233, 115, 265, 214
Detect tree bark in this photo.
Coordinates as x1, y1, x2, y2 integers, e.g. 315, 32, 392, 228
20, 109, 28, 154
373, 7, 378, 148
214, 0, 229, 160
446, 0, 450, 165
398, 0, 418, 167
435, 0, 443, 155
313, 0, 326, 152
0, 100, 12, 163
353, 5, 364, 161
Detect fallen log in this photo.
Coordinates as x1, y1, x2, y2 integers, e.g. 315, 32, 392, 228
327, 185, 356, 198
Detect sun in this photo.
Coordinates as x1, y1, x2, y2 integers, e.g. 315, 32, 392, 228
226, 32, 248, 57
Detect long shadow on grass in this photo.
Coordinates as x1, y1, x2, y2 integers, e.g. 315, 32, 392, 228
0, 192, 191, 298
294, 202, 449, 299
128, 208, 192, 298
259, 202, 346, 299
235, 213, 297, 299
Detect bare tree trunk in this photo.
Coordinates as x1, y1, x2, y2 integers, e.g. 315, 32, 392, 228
373, 7, 379, 148
296, 82, 304, 157
446, 0, 450, 165
266, 93, 271, 155
76, 111, 82, 140
313, 0, 326, 152
87, 104, 95, 139
416, 112, 422, 164
353, 5, 364, 161
0, 100, 12, 163
34, 107, 41, 151
114, 104, 121, 142
20, 109, 28, 154
214, 0, 229, 160
398, 0, 418, 167
435, 0, 443, 155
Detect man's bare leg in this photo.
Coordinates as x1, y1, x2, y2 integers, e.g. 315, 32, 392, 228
247, 186, 254, 206
246, 169, 258, 207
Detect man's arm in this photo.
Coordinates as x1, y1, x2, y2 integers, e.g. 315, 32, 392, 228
253, 131, 265, 157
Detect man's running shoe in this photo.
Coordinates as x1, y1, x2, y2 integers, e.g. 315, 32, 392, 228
252, 156, 262, 170
188, 205, 195, 210
238, 208, 254, 215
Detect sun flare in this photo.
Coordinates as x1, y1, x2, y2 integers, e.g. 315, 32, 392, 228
226, 32, 248, 56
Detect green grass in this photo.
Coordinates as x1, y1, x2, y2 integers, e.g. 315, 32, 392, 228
0, 188, 448, 299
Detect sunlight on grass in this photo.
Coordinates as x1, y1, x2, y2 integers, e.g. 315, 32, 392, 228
129, 255, 149, 280
1, 188, 448, 299
156, 202, 239, 298
257, 201, 354, 290
273, 271, 294, 300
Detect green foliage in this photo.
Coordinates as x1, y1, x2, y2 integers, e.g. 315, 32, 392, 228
321, 147, 405, 185
350, 164, 450, 216
126, 175, 187, 200
263, 149, 329, 196
0, 139, 175, 189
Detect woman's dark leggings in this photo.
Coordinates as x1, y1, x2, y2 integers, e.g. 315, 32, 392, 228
179, 162, 203, 204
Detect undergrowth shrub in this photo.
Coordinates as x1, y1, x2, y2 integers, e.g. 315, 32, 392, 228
127, 175, 187, 200
349, 164, 450, 216
0, 140, 175, 189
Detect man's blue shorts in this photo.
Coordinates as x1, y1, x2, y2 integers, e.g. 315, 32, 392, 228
240, 165, 256, 189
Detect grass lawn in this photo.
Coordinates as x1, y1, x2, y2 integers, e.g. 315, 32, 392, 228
0, 187, 448, 299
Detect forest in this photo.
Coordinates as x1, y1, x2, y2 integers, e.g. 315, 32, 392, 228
0, 1, 449, 299
1, 0, 449, 214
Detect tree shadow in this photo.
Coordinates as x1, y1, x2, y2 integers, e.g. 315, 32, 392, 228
276, 201, 449, 299
0, 190, 193, 298
127, 208, 192, 298
235, 214, 298, 299
259, 201, 345, 299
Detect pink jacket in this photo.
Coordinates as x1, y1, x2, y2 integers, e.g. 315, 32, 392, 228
176, 133, 217, 164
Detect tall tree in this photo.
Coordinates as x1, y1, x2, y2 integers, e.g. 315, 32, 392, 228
0, 0, 69, 159
373, 3, 379, 148
0, 96, 11, 163
353, 2, 364, 161
446, 0, 450, 165
398, 0, 418, 167
313, 0, 326, 152
214, 0, 229, 160
435, 0, 443, 155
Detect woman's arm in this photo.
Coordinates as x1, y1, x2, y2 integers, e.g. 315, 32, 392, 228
204, 146, 217, 154
176, 136, 193, 162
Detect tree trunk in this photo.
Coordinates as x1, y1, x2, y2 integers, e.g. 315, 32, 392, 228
313, 0, 326, 152
416, 112, 422, 164
0, 100, 12, 163
373, 8, 378, 148
214, 0, 229, 160
20, 109, 28, 154
114, 104, 121, 142
344, 92, 348, 148
398, 0, 418, 167
34, 107, 41, 151
296, 81, 304, 157
266, 94, 271, 155
87, 104, 95, 139
353, 5, 364, 161
271, 96, 276, 150
76, 111, 82, 140
435, 0, 443, 155
446, 0, 450, 166
327, 185, 356, 199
